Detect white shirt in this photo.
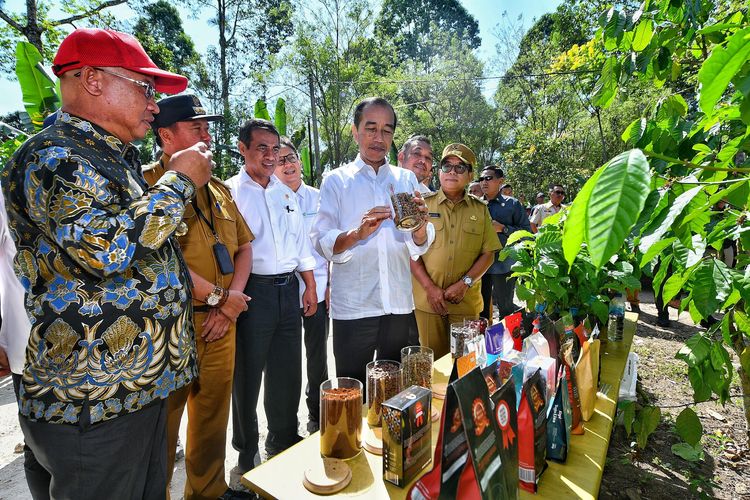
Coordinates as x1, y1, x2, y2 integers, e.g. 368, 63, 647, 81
295, 181, 328, 307
311, 156, 435, 320
226, 170, 316, 275
0, 191, 32, 374
416, 182, 432, 194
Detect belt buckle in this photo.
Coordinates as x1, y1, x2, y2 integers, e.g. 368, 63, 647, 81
273, 276, 287, 286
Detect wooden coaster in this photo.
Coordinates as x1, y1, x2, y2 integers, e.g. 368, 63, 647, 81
431, 406, 440, 421
432, 382, 447, 400
363, 426, 383, 455
302, 457, 352, 494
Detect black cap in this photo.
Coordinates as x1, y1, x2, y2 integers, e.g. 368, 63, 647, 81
152, 94, 223, 130
501, 183, 512, 190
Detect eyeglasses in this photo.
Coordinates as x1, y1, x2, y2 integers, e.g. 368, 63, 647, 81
552, 190, 566, 195
278, 152, 299, 165
479, 175, 497, 182
95, 67, 157, 101
440, 163, 470, 174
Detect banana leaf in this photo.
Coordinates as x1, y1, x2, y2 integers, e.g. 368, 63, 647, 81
254, 99, 271, 121
300, 146, 311, 184
15, 42, 59, 131
274, 98, 287, 136
290, 125, 306, 148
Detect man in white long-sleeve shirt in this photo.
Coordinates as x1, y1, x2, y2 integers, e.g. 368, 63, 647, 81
226, 119, 317, 472
311, 97, 434, 385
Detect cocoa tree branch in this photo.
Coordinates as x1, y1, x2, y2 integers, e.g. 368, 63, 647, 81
50, 0, 125, 27
0, 8, 25, 33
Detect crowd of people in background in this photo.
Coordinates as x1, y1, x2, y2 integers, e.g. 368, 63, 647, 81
0, 28, 572, 500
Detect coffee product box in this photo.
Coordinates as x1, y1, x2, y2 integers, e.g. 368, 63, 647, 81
382, 385, 432, 487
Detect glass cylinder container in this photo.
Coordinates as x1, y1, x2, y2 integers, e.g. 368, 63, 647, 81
320, 377, 363, 459
450, 322, 475, 359
366, 360, 402, 427
401, 345, 433, 391
390, 192, 423, 231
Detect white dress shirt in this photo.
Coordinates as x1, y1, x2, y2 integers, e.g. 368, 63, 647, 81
311, 155, 435, 320
226, 170, 316, 275
416, 182, 432, 194
0, 190, 32, 374
295, 181, 328, 307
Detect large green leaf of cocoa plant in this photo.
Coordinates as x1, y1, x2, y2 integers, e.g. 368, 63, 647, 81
585, 149, 651, 268
274, 98, 287, 136
698, 27, 750, 115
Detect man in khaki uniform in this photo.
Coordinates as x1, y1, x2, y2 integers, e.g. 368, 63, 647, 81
411, 143, 501, 358
143, 94, 254, 500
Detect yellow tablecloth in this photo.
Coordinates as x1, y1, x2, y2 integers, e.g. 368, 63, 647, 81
242, 313, 636, 499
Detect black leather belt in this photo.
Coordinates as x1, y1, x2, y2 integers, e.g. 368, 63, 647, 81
251, 272, 296, 286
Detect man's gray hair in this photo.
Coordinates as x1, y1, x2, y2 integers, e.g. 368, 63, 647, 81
400, 135, 432, 158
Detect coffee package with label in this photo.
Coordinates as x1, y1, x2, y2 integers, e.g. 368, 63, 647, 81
518, 369, 548, 493
560, 338, 584, 435
382, 385, 432, 487
453, 367, 507, 499
489, 376, 519, 500
503, 311, 524, 352
547, 367, 572, 463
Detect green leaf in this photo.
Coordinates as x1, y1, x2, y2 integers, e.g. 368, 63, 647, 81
622, 117, 648, 145
506, 230, 535, 247
563, 163, 605, 267
634, 406, 660, 449
639, 236, 676, 267
698, 27, 750, 115
274, 97, 287, 136
662, 268, 693, 304
591, 300, 609, 324
299, 146, 311, 184
15, 42, 59, 130
691, 259, 732, 318
735, 310, 750, 337
687, 366, 712, 402
593, 56, 620, 108
603, 8, 625, 50
653, 254, 672, 300
621, 400, 636, 436
671, 443, 704, 462
639, 186, 703, 255
740, 346, 750, 375
254, 99, 271, 121
675, 407, 702, 446
632, 20, 654, 52
586, 150, 651, 268
677, 333, 711, 367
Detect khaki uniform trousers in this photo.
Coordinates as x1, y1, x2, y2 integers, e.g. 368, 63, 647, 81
166, 310, 236, 500
414, 309, 478, 360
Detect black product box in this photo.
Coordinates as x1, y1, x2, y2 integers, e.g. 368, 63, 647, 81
382, 385, 432, 487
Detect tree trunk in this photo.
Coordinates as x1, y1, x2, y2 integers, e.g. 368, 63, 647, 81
24, 0, 44, 56
218, 0, 230, 174
730, 320, 750, 442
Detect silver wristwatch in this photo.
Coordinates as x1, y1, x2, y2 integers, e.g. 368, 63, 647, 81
461, 275, 474, 287
205, 286, 223, 306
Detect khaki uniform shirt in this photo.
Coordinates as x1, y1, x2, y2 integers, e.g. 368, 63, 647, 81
413, 190, 502, 315
143, 155, 254, 306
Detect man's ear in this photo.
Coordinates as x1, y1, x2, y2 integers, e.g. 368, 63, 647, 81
237, 141, 246, 155
351, 123, 358, 142
78, 66, 104, 97
397, 149, 405, 165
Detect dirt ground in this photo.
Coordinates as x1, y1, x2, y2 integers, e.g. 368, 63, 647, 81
1, 290, 748, 499
599, 290, 750, 500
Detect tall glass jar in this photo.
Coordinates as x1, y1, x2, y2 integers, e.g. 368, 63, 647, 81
320, 377, 363, 459
401, 345, 433, 390
366, 360, 402, 427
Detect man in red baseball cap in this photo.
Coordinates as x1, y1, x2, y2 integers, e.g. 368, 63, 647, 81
2, 28, 214, 499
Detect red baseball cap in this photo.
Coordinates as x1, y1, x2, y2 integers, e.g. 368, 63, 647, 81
52, 28, 188, 94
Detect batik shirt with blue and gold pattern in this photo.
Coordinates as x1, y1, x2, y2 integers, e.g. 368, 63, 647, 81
1, 113, 197, 425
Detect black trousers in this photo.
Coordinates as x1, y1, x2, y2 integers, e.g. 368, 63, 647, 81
13, 374, 51, 500
232, 276, 302, 471
481, 273, 518, 320
332, 313, 418, 386
303, 300, 329, 424
18, 396, 167, 500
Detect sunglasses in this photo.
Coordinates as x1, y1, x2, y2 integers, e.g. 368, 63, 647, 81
278, 152, 299, 165
440, 163, 470, 174
93, 67, 157, 101
479, 175, 497, 182
552, 190, 566, 195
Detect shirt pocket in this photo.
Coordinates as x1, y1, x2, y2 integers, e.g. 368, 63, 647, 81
212, 198, 240, 255
461, 221, 482, 251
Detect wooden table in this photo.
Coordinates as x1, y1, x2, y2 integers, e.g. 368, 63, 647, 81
242, 313, 636, 499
